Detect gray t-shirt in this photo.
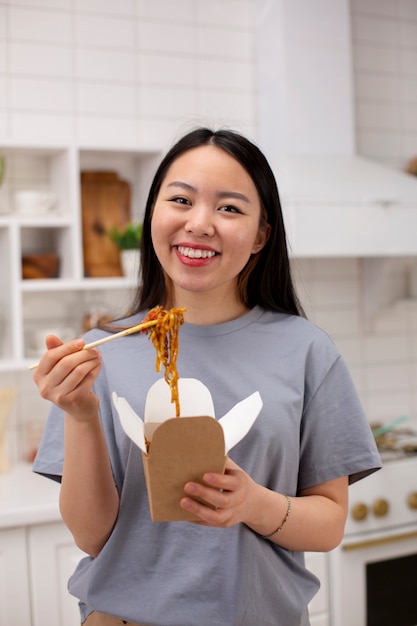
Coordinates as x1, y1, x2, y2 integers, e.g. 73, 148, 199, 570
33, 307, 381, 626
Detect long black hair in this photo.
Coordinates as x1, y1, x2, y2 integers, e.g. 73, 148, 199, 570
131, 127, 304, 317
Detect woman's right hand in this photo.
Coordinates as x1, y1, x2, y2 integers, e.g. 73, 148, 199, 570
33, 334, 102, 422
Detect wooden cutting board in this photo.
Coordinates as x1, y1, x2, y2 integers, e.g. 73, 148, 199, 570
81, 171, 131, 277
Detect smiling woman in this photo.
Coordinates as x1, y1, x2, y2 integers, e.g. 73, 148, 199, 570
32, 127, 381, 626
150, 144, 269, 319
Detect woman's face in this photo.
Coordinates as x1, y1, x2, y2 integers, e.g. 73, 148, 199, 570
151, 145, 269, 308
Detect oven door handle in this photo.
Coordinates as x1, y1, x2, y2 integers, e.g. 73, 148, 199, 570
342, 530, 417, 551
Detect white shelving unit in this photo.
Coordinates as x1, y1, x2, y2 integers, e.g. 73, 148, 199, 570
0, 142, 161, 372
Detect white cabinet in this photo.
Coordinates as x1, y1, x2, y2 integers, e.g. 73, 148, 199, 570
0, 527, 32, 625
0, 521, 85, 626
309, 616, 330, 626
28, 521, 85, 626
0, 521, 331, 626
0, 142, 160, 372
306, 551, 330, 626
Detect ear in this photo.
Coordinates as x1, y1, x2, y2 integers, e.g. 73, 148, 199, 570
252, 222, 271, 254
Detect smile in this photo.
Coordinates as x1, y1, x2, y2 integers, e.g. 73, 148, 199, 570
177, 246, 217, 259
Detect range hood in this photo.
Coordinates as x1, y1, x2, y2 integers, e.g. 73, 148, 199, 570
256, 0, 417, 256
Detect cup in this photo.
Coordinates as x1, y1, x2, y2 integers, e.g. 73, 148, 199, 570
14, 190, 57, 215
29, 327, 76, 354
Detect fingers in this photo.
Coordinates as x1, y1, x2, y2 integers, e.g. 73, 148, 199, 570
48, 350, 101, 396
33, 337, 102, 412
34, 337, 85, 376
180, 468, 244, 526
45, 333, 64, 350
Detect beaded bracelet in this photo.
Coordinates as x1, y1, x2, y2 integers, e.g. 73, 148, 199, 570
262, 495, 291, 539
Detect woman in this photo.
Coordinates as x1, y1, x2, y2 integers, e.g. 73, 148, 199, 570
33, 128, 381, 626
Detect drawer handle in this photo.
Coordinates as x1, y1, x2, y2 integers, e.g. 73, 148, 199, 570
342, 530, 417, 551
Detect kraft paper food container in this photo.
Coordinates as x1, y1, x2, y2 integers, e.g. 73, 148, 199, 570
112, 378, 262, 522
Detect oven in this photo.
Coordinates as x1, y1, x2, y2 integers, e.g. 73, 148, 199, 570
328, 436, 417, 626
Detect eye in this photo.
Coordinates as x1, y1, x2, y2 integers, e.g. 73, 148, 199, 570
170, 196, 191, 206
218, 204, 242, 214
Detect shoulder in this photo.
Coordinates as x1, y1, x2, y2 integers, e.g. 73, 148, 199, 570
254, 311, 343, 378
257, 309, 338, 347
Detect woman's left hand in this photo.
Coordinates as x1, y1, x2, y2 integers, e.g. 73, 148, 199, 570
180, 458, 349, 551
180, 457, 260, 527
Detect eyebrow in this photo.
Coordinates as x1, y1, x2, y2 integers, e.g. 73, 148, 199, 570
166, 180, 251, 204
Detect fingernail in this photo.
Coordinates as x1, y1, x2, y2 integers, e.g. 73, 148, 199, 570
74, 339, 84, 348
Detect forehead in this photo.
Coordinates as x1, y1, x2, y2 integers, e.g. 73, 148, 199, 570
161, 145, 258, 193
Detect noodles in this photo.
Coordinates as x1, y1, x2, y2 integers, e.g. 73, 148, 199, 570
141, 306, 186, 417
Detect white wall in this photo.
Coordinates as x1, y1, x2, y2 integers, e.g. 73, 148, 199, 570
0, 0, 257, 148
351, 0, 417, 170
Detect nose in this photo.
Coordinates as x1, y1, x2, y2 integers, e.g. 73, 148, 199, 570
184, 205, 215, 237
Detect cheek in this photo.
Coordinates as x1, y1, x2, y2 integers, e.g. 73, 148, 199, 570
228, 224, 262, 254
150, 217, 166, 263
150, 209, 168, 242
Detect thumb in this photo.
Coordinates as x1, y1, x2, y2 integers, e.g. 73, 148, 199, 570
45, 334, 65, 350
224, 457, 240, 472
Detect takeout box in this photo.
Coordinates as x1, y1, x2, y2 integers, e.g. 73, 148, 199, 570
112, 378, 262, 522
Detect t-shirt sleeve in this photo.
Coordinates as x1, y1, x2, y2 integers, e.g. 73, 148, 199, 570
32, 362, 125, 492
298, 352, 381, 491
32, 401, 65, 482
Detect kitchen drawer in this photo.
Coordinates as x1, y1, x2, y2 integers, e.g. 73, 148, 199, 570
306, 551, 329, 615
28, 521, 86, 626
0, 527, 32, 625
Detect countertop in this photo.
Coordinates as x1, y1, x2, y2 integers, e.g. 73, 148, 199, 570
0, 463, 61, 529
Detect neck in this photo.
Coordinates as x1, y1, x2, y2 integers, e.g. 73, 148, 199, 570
167, 290, 249, 326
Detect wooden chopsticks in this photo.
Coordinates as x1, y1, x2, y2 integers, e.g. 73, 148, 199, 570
28, 319, 158, 370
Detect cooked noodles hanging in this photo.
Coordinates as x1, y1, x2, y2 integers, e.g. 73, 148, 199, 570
141, 306, 186, 417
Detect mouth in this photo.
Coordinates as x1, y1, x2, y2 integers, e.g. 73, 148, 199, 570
176, 245, 218, 260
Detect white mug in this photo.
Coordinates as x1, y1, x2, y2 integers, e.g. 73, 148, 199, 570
30, 327, 76, 353
14, 190, 57, 215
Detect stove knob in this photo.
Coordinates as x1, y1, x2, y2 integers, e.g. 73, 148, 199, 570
352, 502, 368, 521
408, 492, 417, 510
372, 498, 389, 517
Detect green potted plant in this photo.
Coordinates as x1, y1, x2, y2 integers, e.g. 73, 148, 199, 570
108, 222, 142, 278
108, 222, 143, 250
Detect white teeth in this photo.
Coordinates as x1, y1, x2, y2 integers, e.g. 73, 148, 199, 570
177, 246, 216, 259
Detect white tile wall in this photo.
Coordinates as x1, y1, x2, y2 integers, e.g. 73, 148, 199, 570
74, 14, 136, 49
10, 77, 73, 112
9, 112, 74, 142
76, 82, 137, 116
10, 42, 73, 78
9, 6, 73, 44
0, 0, 257, 146
0, 76, 7, 109
75, 48, 135, 82
138, 85, 197, 119
74, 0, 136, 17
197, 58, 253, 90
0, 5, 7, 39
293, 258, 417, 429
196, 0, 254, 29
137, 21, 196, 56
350, 0, 417, 170
196, 27, 253, 60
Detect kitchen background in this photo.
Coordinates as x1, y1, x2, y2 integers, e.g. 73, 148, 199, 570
1, 0, 417, 462
0, 1, 417, 625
